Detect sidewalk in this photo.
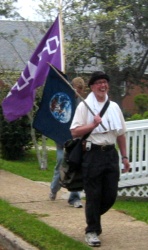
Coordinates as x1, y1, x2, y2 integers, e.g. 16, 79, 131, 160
0, 169, 148, 250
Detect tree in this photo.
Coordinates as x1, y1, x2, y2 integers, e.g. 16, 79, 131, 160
64, 0, 148, 106
38, 0, 148, 106
0, 0, 18, 19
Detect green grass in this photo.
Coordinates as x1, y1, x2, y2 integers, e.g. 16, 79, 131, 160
113, 198, 148, 224
0, 199, 91, 250
0, 149, 56, 182
38, 138, 56, 147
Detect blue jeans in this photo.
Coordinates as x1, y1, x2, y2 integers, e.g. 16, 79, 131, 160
50, 143, 81, 204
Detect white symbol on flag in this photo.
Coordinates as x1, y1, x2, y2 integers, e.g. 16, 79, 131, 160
7, 62, 37, 97
38, 36, 60, 61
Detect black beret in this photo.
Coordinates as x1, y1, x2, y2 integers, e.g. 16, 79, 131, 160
88, 71, 110, 86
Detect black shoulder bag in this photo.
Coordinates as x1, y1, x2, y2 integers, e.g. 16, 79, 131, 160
59, 99, 110, 191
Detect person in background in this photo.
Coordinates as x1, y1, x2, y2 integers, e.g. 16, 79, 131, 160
70, 71, 130, 246
50, 77, 85, 208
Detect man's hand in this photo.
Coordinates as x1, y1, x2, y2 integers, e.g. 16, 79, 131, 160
122, 158, 130, 173
93, 115, 102, 127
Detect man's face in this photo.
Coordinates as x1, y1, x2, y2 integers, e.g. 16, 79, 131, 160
90, 79, 109, 101
73, 85, 84, 97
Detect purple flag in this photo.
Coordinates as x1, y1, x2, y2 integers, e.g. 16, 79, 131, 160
2, 15, 63, 122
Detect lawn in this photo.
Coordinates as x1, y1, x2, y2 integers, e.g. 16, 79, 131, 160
113, 198, 148, 224
0, 199, 91, 250
0, 147, 56, 182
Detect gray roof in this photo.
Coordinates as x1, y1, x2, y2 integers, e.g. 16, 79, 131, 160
0, 20, 47, 71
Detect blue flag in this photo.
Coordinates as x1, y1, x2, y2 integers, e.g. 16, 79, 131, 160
33, 67, 75, 145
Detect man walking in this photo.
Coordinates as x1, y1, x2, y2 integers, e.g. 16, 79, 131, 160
70, 71, 130, 246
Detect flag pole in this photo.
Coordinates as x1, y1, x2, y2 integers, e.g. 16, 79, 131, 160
48, 63, 107, 131
58, 0, 65, 73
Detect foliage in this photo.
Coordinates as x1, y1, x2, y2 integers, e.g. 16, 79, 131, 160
0, 71, 20, 87
129, 113, 143, 121
0, 86, 33, 160
0, 0, 19, 19
0, 114, 33, 160
134, 93, 148, 114
143, 111, 148, 119
0, 199, 91, 250
126, 112, 148, 121
125, 93, 148, 120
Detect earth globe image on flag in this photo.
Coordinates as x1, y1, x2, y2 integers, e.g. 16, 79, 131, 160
49, 92, 72, 123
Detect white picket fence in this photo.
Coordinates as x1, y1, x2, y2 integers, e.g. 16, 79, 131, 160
118, 119, 148, 197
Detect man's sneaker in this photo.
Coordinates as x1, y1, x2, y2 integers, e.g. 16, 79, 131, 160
49, 191, 57, 201
73, 200, 83, 208
85, 232, 101, 247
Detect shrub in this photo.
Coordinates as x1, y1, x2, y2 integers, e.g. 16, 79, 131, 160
143, 111, 148, 119
129, 113, 143, 120
0, 112, 33, 160
134, 94, 148, 114
0, 86, 33, 160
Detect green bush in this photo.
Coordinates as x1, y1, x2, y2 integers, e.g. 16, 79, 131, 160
129, 113, 143, 120
134, 94, 148, 114
126, 112, 148, 121
0, 112, 33, 160
0, 86, 33, 160
143, 111, 148, 119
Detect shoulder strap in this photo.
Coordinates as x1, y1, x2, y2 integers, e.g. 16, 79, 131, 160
99, 99, 110, 117
82, 99, 110, 141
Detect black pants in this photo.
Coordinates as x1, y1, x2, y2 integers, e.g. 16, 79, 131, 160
82, 146, 119, 235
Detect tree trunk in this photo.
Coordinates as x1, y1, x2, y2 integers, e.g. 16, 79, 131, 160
40, 135, 48, 170
28, 113, 42, 169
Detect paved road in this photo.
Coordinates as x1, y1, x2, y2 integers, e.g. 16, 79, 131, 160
0, 170, 148, 250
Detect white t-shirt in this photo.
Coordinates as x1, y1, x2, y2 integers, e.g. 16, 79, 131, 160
70, 99, 126, 145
